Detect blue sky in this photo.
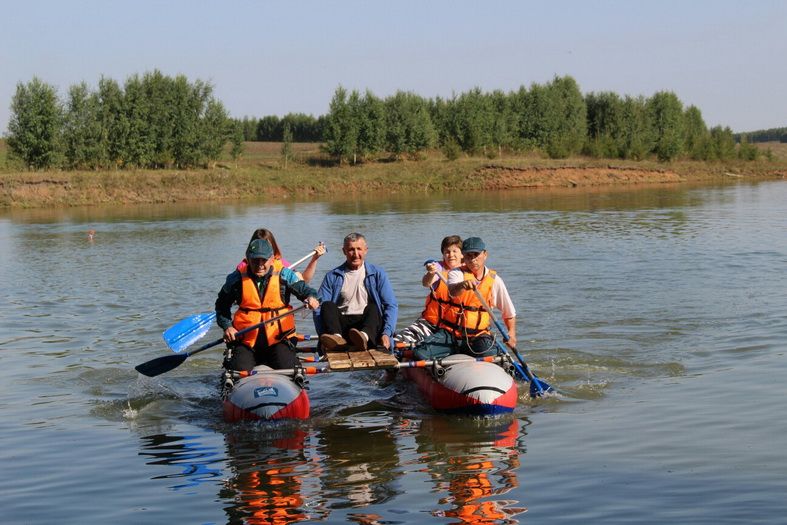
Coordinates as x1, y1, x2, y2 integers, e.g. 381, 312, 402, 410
1, 0, 785, 134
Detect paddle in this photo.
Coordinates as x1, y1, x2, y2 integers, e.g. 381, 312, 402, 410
424, 259, 552, 397
163, 249, 322, 353
468, 286, 554, 397
136, 305, 307, 378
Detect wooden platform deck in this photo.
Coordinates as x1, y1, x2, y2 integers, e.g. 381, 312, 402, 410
325, 348, 399, 370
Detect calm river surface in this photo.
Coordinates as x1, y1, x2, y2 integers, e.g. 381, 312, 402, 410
1, 180, 785, 524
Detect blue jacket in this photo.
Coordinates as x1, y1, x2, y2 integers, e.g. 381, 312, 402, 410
313, 261, 398, 339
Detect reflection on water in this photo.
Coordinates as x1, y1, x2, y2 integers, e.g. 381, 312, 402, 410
0, 181, 736, 226
135, 414, 527, 525
220, 427, 321, 525
316, 414, 403, 509
138, 433, 224, 491
416, 418, 526, 524
2, 180, 787, 524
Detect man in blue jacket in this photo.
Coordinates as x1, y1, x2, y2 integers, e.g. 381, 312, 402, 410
314, 232, 398, 352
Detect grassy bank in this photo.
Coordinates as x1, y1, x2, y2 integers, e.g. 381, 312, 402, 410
1, 140, 785, 208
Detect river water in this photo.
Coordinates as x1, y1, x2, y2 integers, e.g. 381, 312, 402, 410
1, 180, 785, 524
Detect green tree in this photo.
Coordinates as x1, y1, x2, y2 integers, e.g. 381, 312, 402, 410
230, 121, 244, 162
428, 96, 453, 149
708, 126, 736, 161
238, 117, 257, 141
200, 99, 230, 167
451, 88, 493, 155
256, 115, 281, 141
281, 113, 322, 142
63, 82, 105, 169
97, 77, 127, 168
513, 82, 551, 150
384, 90, 435, 158
584, 91, 623, 158
142, 70, 177, 167
281, 121, 293, 168
619, 95, 654, 160
544, 76, 586, 158
7, 77, 63, 169
121, 74, 154, 168
489, 90, 515, 158
683, 105, 709, 160
355, 90, 386, 161
323, 86, 358, 163
171, 76, 211, 168
510, 76, 587, 158
737, 134, 759, 161
648, 91, 685, 161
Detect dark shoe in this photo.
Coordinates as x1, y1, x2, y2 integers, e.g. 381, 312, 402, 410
347, 328, 368, 351
319, 333, 347, 352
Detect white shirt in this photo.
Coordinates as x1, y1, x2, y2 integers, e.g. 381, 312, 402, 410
447, 266, 517, 319
340, 265, 368, 315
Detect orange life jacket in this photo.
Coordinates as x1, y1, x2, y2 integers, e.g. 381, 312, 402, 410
232, 258, 295, 347
438, 267, 496, 339
421, 269, 453, 326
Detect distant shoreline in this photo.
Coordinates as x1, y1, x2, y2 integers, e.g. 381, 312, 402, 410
2, 142, 785, 209
1, 163, 783, 210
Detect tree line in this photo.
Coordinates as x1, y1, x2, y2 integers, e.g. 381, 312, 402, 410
237, 113, 325, 142
7, 72, 766, 170
735, 127, 787, 143
320, 77, 753, 164
6, 71, 241, 170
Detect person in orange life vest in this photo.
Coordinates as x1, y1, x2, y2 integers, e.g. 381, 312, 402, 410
444, 236, 516, 357
236, 228, 326, 284
216, 238, 320, 372
394, 235, 463, 346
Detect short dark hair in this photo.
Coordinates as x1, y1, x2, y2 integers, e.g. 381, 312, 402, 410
440, 235, 462, 253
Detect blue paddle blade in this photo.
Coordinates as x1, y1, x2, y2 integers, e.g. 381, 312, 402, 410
163, 312, 216, 353
528, 375, 555, 398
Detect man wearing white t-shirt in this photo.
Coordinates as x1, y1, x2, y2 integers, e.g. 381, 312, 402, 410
314, 233, 398, 352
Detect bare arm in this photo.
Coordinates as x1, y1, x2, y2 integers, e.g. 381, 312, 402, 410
449, 279, 475, 297
300, 242, 326, 284
422, 262, 439, 288
503, 316, 517, 349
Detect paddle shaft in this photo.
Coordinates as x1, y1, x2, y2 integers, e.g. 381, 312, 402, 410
162, 248, 321, 353
234, 355, 505, 377
287, 250, 317, 270
186, 304, 307, 358
425, 263, 529, 382
468, 286, 548, 395
136, 305, 308, 377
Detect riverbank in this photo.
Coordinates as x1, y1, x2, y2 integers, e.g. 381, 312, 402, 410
1, 141, 785, 208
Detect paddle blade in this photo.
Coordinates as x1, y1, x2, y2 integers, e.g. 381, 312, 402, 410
163, 312, 216, 353
528, 375, 555, 398
135, 354, 188, 377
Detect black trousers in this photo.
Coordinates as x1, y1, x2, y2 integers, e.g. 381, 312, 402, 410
320, 301, 381, 348
225, 337, 299, 371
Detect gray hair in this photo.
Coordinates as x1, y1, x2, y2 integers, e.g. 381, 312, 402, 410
343, 232, 366, 244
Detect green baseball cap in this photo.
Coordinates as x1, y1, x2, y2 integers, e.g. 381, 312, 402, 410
461, 237, 486, 254
246, 239, 274, 259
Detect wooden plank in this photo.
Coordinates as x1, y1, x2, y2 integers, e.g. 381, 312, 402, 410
368, 349, 399, 368
325, 351, 352, 370
326, 349, 399, 370
346, 350, 377, 369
